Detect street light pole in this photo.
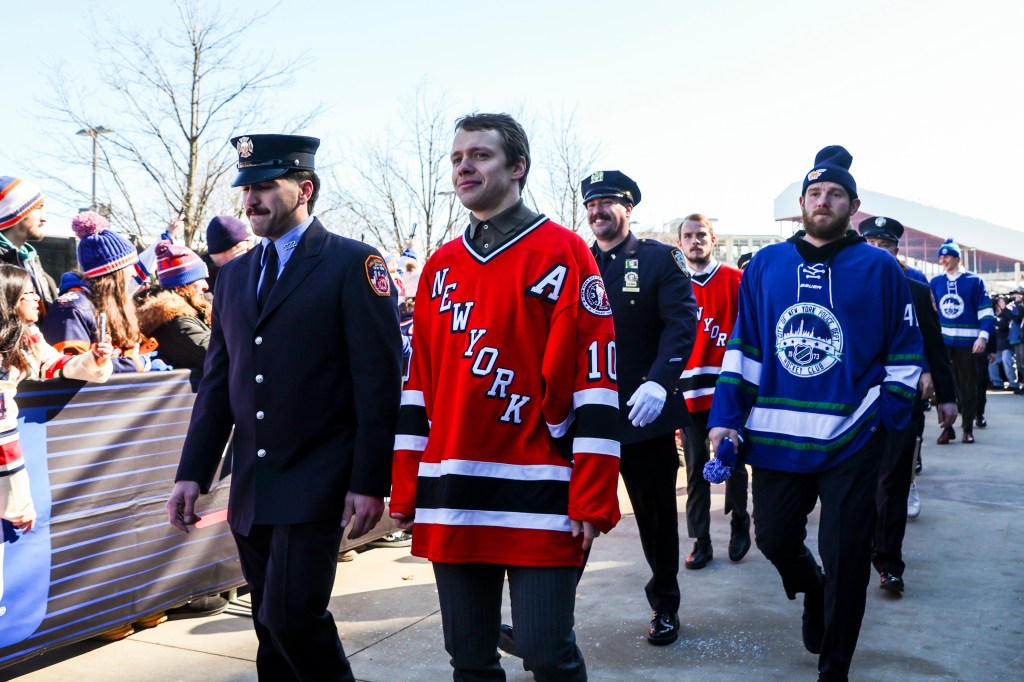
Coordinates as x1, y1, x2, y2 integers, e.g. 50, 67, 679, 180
76, 126, 113, 211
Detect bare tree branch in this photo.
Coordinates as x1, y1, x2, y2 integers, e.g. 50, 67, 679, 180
30, 0, 315, 248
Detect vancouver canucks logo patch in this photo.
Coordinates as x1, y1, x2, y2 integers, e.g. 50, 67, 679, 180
365, 255, 392, 297
580, 275, 612, 316
938, 293, 964, 319
775, 303, 844, 377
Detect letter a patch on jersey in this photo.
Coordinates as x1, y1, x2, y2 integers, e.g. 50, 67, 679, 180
365, 255, 392, 296
527, 264, 568, 302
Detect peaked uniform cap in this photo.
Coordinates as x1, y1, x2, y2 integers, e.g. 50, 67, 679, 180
229, 134, 320, 187
581, 170, 642, 206
857, 216, 904, 242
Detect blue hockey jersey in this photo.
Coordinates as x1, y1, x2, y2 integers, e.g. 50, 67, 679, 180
708, 233, 924, 473
928, 270, 995, 348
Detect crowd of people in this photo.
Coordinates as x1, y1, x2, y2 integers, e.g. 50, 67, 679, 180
0, 113, 1020, 682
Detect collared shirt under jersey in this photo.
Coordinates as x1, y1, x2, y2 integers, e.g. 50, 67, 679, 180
258, 215, 315, 296
684, 257, 719, 284
467, 199, 540, 253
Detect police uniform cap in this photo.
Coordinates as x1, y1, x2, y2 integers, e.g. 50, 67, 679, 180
857, 216, 904, 243
230, 134, 320, 187
581, 170, 641, 207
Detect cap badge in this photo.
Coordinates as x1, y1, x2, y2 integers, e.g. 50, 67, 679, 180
236, 137, 254, 159
590, 171, 604, 183
875, 217, 887, 227
807, 169, 826, 181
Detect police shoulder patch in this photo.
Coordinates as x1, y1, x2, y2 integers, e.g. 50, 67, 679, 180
670, 249, 690, 276
365, 255, 392, 296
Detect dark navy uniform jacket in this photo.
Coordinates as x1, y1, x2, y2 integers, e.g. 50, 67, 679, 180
176, 219, 403, 535
592, 232, 698, 445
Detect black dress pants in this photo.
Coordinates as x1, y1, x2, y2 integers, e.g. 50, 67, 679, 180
873, 410, 922, 576
751, 427, 885, 682
618, 431, 681, 614
433, 562, 586, 682
232, 521, 353, 682
682, 409, 749, 539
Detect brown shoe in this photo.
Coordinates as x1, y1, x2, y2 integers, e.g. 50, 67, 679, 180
134, 612, 168, 629
962, 430, 975, 444
92, 623, 134, 641
936, 426, 955, 445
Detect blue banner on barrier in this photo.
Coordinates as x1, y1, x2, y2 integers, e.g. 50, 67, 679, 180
0, 371, 244, 669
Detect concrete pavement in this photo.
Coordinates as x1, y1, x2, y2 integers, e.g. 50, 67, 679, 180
5, 392, 1023, 681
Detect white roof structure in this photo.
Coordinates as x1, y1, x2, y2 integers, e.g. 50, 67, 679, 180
773, 182, 1024, 260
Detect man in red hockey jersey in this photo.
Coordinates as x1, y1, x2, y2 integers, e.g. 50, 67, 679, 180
391, 113, 621, 681
677, 214, 750, 570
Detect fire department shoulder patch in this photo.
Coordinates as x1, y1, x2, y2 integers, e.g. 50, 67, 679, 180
365, 255, 392, 296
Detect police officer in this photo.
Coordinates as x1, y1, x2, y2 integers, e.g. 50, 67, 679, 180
167, 134, 403, 681
859, 216, 956, 594
584, 170, 697, 645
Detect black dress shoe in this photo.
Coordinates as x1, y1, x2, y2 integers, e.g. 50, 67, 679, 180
976, 415, 988, 428
802, 588, 825, 654
879, 571, 905, 594
648, 611, 679, 645
728, 514, 751, 562
962, 429, 975, 444
685, 538, 713, 570
497, 623, 519, 657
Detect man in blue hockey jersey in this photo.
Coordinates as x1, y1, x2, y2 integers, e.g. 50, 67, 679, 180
929, 239, 995, 444
709, 146, 924, 682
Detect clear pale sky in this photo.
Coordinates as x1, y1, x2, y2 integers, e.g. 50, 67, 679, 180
3, 0, 1022, 237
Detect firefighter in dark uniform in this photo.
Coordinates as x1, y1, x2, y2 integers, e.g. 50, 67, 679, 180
585, 170, 697, 645
167, 134, 403, 682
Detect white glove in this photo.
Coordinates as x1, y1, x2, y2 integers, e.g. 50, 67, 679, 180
626, 381, 667, 428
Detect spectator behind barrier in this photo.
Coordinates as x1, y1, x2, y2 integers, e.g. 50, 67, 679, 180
203, 215, 254, 290
137, 242, 211, 370
41, 212, 160, 373
0, 264, 113, 537
0, 176, 60, 311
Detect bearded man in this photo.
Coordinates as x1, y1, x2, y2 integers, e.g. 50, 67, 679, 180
708, 146, 925, 681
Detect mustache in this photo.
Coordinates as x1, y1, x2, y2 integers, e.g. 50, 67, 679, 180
589, 212, 613, 224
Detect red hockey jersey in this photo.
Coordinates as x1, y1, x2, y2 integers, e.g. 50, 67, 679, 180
391, 217, 621, 567
681, 261, 741, 414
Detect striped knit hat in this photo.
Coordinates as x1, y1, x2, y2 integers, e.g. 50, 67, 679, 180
937, 238, 961, 259
0, 176, 45, 230
155, 241, 208, 289
72, 211, 139, 279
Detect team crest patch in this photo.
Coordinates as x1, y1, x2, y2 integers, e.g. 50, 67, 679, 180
236, 136, 254, 158
55, 291, 80, 304
580, 275, 612, 316
365, 255, 392, 297
670, 248, 689, 275
938, 293, 964, 319
775, 303, 844, 378
807, 169, 827, 181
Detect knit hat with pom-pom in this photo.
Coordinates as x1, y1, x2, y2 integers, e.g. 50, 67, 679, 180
155, 241, 208, 289
72, 211, 139, 279
937, 238, 961, 259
